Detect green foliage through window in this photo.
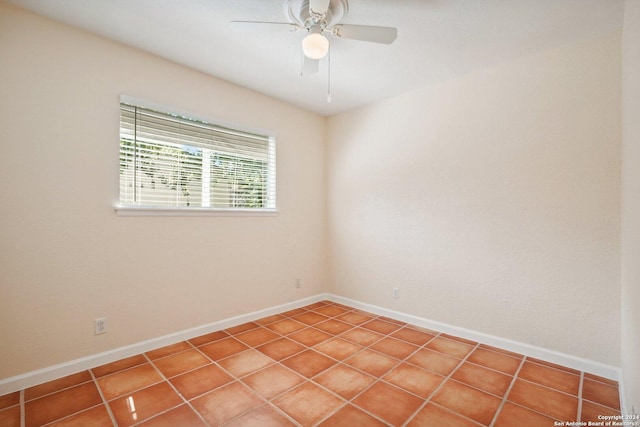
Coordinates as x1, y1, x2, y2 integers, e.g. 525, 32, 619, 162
119, 101, 275, 210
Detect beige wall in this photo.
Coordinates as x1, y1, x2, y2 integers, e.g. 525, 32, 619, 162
621, 0, 640, 415
327, 32, 622, 365
0, 3, 326, 378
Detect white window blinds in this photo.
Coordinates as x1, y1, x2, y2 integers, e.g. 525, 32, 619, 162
119, 102, 276, 212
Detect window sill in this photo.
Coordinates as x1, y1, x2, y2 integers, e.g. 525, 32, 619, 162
115, 205, 279, 217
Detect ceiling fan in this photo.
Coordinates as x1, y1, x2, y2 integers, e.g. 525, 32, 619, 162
230, 0, 398, 76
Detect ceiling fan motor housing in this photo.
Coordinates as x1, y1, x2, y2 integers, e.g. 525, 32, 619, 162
285, 0, 349, 31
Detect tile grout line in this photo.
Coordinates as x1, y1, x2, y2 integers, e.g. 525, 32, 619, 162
235, 372, 304, 427
401, 339, 482, 427
415, 350, 525, 401
23, 374, 117, 426
428, 402, 486, 427
211, 378, 288, 427
168, 344, 272, 425
20, 389, 25, 427
32, 388, 114, 426
577, 371, 584, 422
308, 365, 389, 427
184, 335, 256, 385
262, 351, 349, 426
141, 352, 211, 427
486, 356, 588, 425
526, 358, 582, 377
240, 301, 357, 425
305, 329, 405, 427
89, 369, 118, 427
19, 377, 96, 403
268, 309, 396, 426
165, 314, 312, 404
503, 378, 589, 422
296, 340, 381, 424
189, 319, 313, 426
323, 319, 428, 391
254, 313, 356, 426
516, 372, 586, 399
488, 354, 527, 427
39, 404, 109, 427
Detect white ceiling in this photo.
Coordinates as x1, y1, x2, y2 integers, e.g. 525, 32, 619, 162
6, 0, 624, 116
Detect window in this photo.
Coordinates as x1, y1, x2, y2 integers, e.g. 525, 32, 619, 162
117, 100, 276, 215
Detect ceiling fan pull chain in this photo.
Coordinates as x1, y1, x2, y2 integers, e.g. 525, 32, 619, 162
327, 44, 332, 103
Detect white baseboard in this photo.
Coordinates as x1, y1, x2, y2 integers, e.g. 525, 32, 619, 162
0, 292, 623, 404
0, 294, 326, 396
325, 293, 622, 382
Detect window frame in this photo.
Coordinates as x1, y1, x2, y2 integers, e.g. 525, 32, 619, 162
115, 96, 277, 217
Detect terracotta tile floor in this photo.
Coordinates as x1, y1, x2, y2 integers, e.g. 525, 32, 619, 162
0, 300, 622, 426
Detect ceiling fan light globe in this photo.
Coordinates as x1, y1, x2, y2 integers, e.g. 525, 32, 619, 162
302, 33, 329, 59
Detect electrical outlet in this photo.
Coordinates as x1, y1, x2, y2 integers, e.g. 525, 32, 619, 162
296, 279, 301, 289
94, 317, 107, 335
392, 287, 399, 299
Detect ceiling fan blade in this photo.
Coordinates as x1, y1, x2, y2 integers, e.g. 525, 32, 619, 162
331, 24, 398, 44
309, 0, 330, 16
302, 55, 319, 76
230, 21, 300, 32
